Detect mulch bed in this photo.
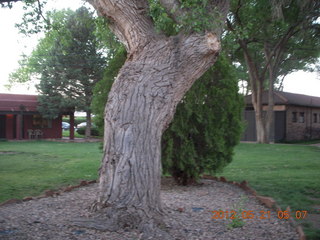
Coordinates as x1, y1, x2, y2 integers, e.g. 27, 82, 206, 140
0, 178, 299, 240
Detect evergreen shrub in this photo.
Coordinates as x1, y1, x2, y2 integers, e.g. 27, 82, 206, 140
161, 55, 243, 185
76, 127, 100, 136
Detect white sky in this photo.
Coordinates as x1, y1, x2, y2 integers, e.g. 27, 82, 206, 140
0, 0, 87, 94
0, 1, 319, 97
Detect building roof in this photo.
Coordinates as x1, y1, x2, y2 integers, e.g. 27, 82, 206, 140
244, 91, 320, 108
0, 93, 38, 112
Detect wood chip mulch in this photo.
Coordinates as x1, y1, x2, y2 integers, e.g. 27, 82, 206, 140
0, 179, 299, 240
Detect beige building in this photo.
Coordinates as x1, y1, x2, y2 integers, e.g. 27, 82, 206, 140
242, 91, 320, 142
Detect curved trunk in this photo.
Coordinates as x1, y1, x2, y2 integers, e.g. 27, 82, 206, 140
240, 40, 269, 144
83, 0, 226, 237
91, 34, 220, 232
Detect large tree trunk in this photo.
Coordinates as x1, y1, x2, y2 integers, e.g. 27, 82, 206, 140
84, 0, 224, 237
90, 34, 220, 234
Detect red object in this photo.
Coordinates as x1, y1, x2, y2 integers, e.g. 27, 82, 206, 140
0, 93, 74, 140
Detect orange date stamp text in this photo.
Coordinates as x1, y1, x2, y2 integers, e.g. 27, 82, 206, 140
211, 210, 308, 220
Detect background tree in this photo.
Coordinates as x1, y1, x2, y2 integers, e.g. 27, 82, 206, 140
10, 7, 106, 138
1, 0, 51, 34
226, 0, 320, 143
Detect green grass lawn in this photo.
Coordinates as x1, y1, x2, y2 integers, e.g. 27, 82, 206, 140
0, 141, 319, 238
0, 141, 102, 202
62, 130, 85, 138
217, 143, 320, 239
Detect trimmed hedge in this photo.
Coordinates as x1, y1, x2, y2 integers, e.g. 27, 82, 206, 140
76, 127, 100, 136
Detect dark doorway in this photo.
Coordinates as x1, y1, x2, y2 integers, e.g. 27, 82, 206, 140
241, 110, 257, 141
242, 110, 286, 143
274, 111, 286, 142
0, 115, 6, 139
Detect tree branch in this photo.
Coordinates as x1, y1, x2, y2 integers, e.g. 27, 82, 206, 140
160, 0, 229, 36
276, 74, 287, 91
238, 39, 261, 102
260, 23, 300, 79
87, 0, 156, 54
234, 0, 243, 27
159, 0, 185, 24
35, 0, 50, 25
208, 0, 230, 20
2, 0, 49, 26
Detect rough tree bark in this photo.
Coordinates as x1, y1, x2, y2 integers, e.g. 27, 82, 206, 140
264, 43, 276, 144
81, 0, 228, 237
85, 110, 92, 139
238, 39, 267, 143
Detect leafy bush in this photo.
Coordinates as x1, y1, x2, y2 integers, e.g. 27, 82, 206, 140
76, 127, 100, 136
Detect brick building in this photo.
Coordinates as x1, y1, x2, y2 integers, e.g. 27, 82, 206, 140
0, 93, 75, 140
242, 91, 320, 142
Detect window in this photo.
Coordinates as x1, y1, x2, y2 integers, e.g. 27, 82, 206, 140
299, 112, 305, 123
314, 113, 318, 123
292, 112, 297, 123
33, 115, 52, 128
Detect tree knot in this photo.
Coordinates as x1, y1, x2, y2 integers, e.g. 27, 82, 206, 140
206, 33, 220, 52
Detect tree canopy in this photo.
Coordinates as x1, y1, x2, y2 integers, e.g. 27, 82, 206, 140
225, 0, 320, 143
227, 0, 319, 83
10, 6, 107, 137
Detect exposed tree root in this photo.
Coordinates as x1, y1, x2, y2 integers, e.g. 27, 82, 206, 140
71, 205, 173, 239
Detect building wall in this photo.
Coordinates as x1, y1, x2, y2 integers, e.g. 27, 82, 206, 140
0, 115, 5, 139
241, 109, 286, 142
241, 110, 257, 141
0, 114, 62, 140
23, 115, 62, 139
286, 106, 320, 141
5, 114, 15, 139
242, 105, 320, 142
